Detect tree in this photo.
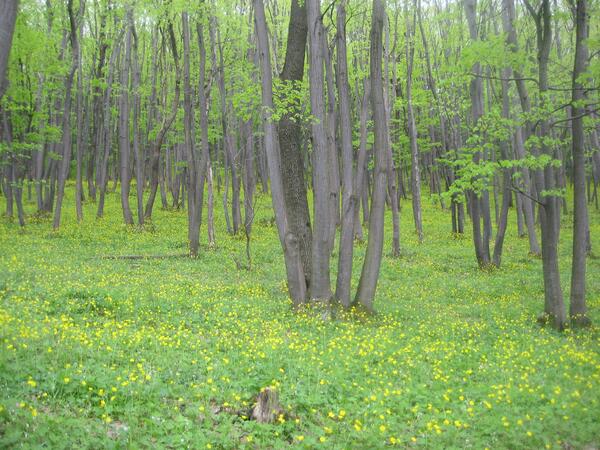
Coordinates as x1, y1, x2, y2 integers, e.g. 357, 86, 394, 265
354, 0, 388, 312
335, 0, 355, 307
277, 0, 312, 293
524, 0, 567, 330
569, 0, 591, 326
306, 0, 331, 301
0, 0, 19, 102
254, 0, 306, 304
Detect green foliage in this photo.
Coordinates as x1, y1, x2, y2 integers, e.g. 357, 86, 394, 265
0, 187, 598, 449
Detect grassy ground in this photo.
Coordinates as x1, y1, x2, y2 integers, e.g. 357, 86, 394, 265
0, 184, 599, 449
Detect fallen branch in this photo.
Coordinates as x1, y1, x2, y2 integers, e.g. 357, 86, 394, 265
99, 253, 188, 260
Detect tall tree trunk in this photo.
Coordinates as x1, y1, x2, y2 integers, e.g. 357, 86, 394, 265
492, 71, 513, 267
97, 30, 122, 219
353, 77, 370, 241
334, 0, 355, 307
503, 0, 541, 255
524, 0, 566, 330
277, 0, 312, 291
464, 0, 491, 267
307, 0, 332, 301
254, 0, 307, 304
354, 0, 388, 312
0, 0, 18, 102
130, 10, 144, 226
144, 22, 180, 220
53, 0, 79, 230
119, 21, 134, 225
569, 0, 590, 326
197, 21, 213, 247
74, 1, 85, 222
406, 4, 423, 243
182, 11, 200, 256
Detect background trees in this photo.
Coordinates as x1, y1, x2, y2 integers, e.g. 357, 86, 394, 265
1, 0, 598, 328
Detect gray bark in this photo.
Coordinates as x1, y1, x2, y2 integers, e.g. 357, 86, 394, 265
277, 0, 312, 291
354, 0, 388, 312
334, 0, 355, 307
569, 0, 590, 326
254, 0, 307, 304
307, 0, 332, 301
0, 0, 18, 101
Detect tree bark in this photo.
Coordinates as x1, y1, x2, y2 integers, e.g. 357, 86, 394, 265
524, 0, 567, 330
354, 0, 388, 312
503, 0, 541, 255
277, 0, 312, 291
130, 9, 144, 226
0, 0, 18, 102
119, 19, 134, 225
307, 0, 332, 301
569, 0, 590, 326
334, 0, 355, 307
254, 0, 307, 304
464, 0, 491, 267
53, 0, 79, 230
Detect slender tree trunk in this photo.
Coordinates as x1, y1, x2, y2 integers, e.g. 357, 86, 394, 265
503, 0, 541, 255
464, 0, 491, 267
0, 0, 18, 102
144, 22, 180, 220
97, 31, 122, 219
198, 21, 213, 247
182, 11, 200, 256
130, 10, 144, 227
354, 0, 388, 312
119, 21, 134, 225
307, 0, 332, 301
492, 71, 513, 267
74, 1, 85, 222
353, 77, 370, 241
334, 0, 355, 307
406, 5, 423, 243
569, 0, 590, 326
524, 0, 566, 330
53, 0, 79, 230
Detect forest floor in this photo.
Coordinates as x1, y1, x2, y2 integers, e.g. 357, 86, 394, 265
0, 184, 599, 449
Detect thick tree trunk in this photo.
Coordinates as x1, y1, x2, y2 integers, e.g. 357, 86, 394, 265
254, 0, 307, 304
354, 0, 388, 312
277, 0, 312, 291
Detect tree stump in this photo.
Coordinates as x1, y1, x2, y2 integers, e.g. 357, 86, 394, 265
251, 387, 282, 424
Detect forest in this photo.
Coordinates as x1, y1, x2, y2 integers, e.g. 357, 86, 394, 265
0, 0, 599, 447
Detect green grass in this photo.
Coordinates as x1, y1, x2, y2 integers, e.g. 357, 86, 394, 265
1, 184, 599, 449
